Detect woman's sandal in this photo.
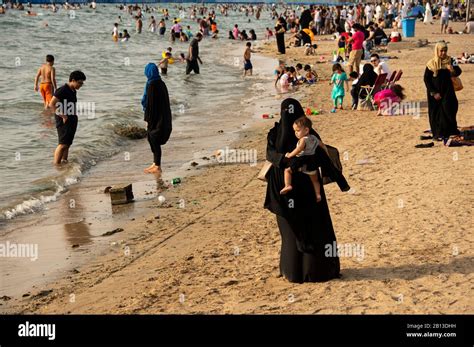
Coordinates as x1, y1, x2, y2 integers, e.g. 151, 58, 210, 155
415, 142, 434, 148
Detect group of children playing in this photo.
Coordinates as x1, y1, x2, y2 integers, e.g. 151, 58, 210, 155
275, 62, 319, 92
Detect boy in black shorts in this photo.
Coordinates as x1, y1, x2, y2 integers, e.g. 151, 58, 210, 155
48, 70, 86, 165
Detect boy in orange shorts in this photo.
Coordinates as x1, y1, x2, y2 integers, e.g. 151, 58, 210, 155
34, 55, 57, 109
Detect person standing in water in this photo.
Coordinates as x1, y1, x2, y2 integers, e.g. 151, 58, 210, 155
34, 54, 57, 109
112, 23, 119, 41
186, 32, 203, 75
135, 16, 142, 34
48, 70, 86, 165
149, 15, 157, 33
141, 63, 172, 175
243, 41, 254, 76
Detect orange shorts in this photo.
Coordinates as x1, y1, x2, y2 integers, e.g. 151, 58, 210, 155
40, 83, 53, 105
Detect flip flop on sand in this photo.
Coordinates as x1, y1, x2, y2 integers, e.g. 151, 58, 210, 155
420, 135, 433, 140
415, 142, 434, 148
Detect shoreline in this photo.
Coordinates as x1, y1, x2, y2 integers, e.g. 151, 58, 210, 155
0, 42, 281, 311
2, 21, 474, 314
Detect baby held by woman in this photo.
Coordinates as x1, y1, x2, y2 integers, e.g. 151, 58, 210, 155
280, 116, 322, 202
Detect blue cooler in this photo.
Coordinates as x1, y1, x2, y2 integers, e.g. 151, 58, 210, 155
402, 18, 416, 37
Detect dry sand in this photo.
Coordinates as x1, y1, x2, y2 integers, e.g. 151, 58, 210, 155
4, 21, 473, 314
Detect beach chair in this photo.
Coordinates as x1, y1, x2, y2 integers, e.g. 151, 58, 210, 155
358, 73, 388, 110
383, 70, 397, 89
389, 70, 403, 88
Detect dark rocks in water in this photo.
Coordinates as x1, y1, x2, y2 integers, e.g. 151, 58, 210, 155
1, 295, 12, 301
190, 161, 199, 167
114, 124, 147, 139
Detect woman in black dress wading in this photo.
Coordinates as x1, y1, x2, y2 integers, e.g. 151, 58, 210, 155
141, 62, 172, 175
423, 41, 462, 142
264, 98, 350, 283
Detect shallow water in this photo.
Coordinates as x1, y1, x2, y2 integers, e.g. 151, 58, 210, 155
0, 4, 277, 221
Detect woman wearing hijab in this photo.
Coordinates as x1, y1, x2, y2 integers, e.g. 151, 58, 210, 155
141, 63, 172, 174
424, 41, 461, 141
275, 17, 286, 54
355, 63, 378, 100
299, 7, 313, 29
264, 98, 350, 283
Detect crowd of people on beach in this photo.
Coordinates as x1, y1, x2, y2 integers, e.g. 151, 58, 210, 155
22, 1, 472, 286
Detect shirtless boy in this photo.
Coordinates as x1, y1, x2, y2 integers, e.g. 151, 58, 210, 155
243, 42, 254, 76
34, 55, 57, 109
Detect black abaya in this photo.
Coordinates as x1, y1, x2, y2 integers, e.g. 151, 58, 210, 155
423, 59, 461, 139
299, 9, 312, 29
264, 98, 348, 283
275, 24, 286, 54
144, 79, 172, 164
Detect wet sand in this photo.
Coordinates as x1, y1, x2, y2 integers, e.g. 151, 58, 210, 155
2, 21, 473, 314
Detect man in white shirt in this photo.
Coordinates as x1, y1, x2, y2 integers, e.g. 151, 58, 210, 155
440, 2, 450, 34
370, 53, 391, 75
365, 4, 373, 24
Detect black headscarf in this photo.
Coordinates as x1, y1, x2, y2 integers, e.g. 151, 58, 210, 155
300, 8, 312, 29
275, 98, 305, 153
357, 63, 377, 87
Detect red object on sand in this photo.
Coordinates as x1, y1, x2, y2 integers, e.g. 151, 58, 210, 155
305, 108, 312, 116
262, 114, 269, 119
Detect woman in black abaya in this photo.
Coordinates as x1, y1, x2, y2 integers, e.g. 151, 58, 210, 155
275, 17, 286, 55
141, 63, 172, 174
264, 98, 349, 283
423, 41, 462, 141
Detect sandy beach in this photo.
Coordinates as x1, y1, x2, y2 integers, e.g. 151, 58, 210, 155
2, 20, 473, 314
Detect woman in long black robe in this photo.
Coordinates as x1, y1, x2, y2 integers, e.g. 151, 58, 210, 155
299, 8, 312, 29
275, 17, 286, 55
423, 41, 462, 141
142, 63, 172, 174
264, 98, 349, 283
356, 63, 378, 99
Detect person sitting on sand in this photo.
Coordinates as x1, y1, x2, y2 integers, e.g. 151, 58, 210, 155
280, 116, 322, 202
463, 18, 474, 34
304, 43, 317, 56
277, 66, 291, 93
304, 64, 318, 84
